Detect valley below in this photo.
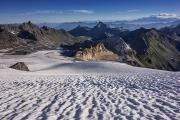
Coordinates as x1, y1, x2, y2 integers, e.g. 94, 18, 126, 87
0, 50, 179, 120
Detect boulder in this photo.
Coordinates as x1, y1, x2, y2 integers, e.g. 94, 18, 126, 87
9, 62, 30, 71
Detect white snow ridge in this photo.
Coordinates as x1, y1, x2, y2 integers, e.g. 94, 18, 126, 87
0, 50, 180, 120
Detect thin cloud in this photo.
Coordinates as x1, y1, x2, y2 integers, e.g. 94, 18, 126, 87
127, 9, 139, 13
18, 9, 94, 16
116, 9, 140, 14
69, 10, 94, 14
157, 13, 180, 18
19, 10, 63, 15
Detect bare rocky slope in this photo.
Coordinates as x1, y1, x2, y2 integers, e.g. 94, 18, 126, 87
75, 43, 119, 61
0, 21, 85, 54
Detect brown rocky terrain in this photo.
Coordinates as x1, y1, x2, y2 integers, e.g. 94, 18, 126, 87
75, 43, 119, 61
0, 21, 86, 54
0, 30, 25, 49
9, 62, 30, 71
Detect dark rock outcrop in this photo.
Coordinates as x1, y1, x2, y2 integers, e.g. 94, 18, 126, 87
9, 62, 30, 71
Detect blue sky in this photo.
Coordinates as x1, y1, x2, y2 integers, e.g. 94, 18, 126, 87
0, 0, 180, 23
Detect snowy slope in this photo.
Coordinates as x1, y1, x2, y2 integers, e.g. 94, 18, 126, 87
0, 50, 180, 120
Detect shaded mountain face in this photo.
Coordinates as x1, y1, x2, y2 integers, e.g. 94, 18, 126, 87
102, 37, 133, 55
93, 22, 108, 31
41, 27, 83, 47
18, 21, 44, 44
69, 21, 127, 40
160, 25, 180, 52
123, 28, 152, 55
68, 25, 91, 37
55, 22, 95, 31
122, 28, 180, 71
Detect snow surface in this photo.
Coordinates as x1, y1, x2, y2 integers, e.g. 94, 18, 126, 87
0, 50, 180, 120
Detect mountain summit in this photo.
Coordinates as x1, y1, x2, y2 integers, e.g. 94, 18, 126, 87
70, 21, 125, 39
94, 21, 108, 29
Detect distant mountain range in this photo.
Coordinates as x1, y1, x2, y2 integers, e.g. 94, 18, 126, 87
69, 22, 126, 39
0, 20, 180, 71
64, 21, 180, 71
39, 14, 180, 31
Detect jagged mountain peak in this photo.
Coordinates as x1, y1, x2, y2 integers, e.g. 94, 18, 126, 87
75, 42, 119, 61
19, 21, 39, 31
21, 21, 34, 27
94, 21, 108, 29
